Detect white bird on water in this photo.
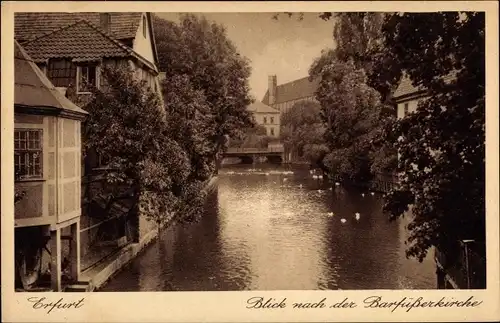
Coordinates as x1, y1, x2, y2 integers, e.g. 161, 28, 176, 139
370, 192, 375, 196
318, 175, 323, 180
313, 175, 318, 180
355, 213, 361, 220
361, 193, 365, 197
299, 184, 303, 189
265, 173, 270, 176
327, 212, 334, 217
283, 178, 288, 182
335, 182, 340, 186
340, 218, 347, 224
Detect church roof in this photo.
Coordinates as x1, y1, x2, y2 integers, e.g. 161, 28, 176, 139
262, 76, 320, 105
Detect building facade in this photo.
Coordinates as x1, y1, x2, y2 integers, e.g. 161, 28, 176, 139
247, 101, 280, 138
261, 75, 319, 113
14, 12, 163, 290
14, 41, 88, 291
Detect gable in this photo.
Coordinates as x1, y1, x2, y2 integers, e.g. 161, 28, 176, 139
22, 20, 132, 62
130, 13, 158, 66
247, 101, 280, 114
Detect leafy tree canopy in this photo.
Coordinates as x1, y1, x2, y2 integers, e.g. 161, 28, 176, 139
153, 14, 255, 163
381, 12, 485, 261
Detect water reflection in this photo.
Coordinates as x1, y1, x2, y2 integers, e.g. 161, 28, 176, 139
100, 164, 436, 291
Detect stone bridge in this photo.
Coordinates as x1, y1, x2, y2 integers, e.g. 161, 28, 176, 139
223, 146, 285, 164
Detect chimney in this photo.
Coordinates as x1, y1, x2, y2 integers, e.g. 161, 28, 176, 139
100, 13, 111, 33
268, 75, 277, 105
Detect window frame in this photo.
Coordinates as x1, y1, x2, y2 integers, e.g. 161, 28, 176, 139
403, 103, 409, 117
14, 129, 43, 180
270, 117, 274, 124
76, 64, 100, 94
263, 116, 267, 124
270, 127, 275, 136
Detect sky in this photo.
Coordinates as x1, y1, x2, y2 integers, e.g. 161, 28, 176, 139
155, 13, 335, 101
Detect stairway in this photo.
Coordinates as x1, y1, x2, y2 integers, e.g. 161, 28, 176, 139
64, 280, 94, 292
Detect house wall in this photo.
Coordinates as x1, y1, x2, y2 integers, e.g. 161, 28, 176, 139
396, 95, 428, 119
15, 114, 53, 227
254, 112, 280, 137
132, 14, 155, 65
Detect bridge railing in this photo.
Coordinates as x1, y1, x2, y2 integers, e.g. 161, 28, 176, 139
226, 146, 284, 154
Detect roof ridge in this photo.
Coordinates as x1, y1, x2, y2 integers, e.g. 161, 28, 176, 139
78, 19, 133, 55
82, 18, 157, 72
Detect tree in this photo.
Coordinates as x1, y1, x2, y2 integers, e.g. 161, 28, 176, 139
307, 13, 397, 176
153, 14, 255, 171
280, 101, 328, 167
381, 12, 485, 261
315, 60, 384, 182
84, 67, 196, 233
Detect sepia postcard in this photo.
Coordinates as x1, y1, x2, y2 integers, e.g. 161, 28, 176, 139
1, 1, 499, 322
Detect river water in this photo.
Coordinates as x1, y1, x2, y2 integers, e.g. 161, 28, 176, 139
100, 165, 436, 291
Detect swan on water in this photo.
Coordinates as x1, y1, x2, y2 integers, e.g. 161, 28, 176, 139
340, 218, 347, 223
361, 193, 365, 197
355, 213, 360, 220
299, 184, 303, 188
329, 187, 333, 190
318, 175, 323, 179
335, 182, 340, 186
370, 192, 375, 196
313, 175, 318, 179
283, 178, 288, 182
327, 212, 334, 217
265, 173, 270, 176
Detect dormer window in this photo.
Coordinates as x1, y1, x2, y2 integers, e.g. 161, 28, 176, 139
77, 64, 99, 93
142, 16, 147, 38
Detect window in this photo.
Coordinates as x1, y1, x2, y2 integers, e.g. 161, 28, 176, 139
48, 59, 76, 87
270, 117, 274, 124
142, 16, 147, 38
14, 129, 43, 179
403, 103, 409, 117
263, 117, 267, 124
77, 64, 98, 93
270, 127, 275, 136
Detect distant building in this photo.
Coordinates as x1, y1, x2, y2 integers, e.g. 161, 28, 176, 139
261, 75, 319, 113
247, 101, 280, 137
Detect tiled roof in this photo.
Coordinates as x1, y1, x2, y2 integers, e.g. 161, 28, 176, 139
393, 76, 425, 99
262, 76, 320, 105
22, 20, 133, 62
247, 101, 280, 114
15, 12, 142, 43
14, 40, 87, 115
393, 72, 458, 100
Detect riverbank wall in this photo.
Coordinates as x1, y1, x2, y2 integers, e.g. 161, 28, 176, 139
80, 176, 219, 291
